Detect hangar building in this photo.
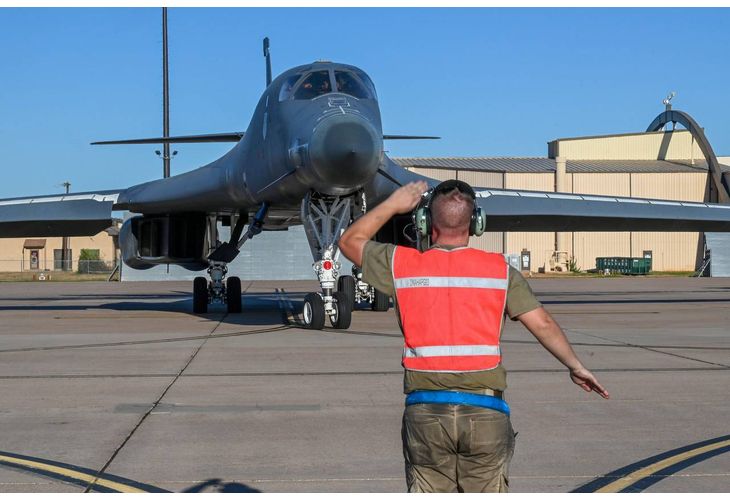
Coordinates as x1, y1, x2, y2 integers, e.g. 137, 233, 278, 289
397, 129, 730, 273
0, 228, 118, 274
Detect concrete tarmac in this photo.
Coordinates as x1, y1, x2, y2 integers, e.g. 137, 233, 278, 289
0, 277, 728, 492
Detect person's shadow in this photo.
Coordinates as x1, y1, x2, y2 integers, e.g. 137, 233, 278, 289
182, 478, 261, 493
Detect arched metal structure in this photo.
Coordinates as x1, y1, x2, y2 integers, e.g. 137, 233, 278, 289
647, 109, 730, 203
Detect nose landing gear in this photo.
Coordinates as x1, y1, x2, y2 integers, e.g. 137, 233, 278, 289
301, 192, 354, 330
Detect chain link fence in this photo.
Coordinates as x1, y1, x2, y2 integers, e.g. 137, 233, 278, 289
0, 260, 117, 275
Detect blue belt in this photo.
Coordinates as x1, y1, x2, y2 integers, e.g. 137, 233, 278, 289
405, 390, 510, 416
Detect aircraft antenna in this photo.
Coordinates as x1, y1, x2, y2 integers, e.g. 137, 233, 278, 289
263, 37, 272, 87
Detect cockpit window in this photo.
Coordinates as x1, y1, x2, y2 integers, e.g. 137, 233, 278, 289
353, 70, 377, 100
293, 71, 332, 100
278, 73, 302, 101
334, 71, 375, 100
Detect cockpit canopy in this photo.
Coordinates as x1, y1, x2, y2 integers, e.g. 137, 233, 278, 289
279, 68, 377, 101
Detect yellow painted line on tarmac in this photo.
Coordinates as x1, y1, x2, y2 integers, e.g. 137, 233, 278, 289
0, 452, 149, 493
596, 437, 730, 492
572, 434, 730, 493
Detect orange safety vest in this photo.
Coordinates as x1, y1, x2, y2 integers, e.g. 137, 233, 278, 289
392, 246, 508, 373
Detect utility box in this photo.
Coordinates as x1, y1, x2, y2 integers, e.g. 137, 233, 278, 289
504, 254, 520, 271
520, 249, 531, 271
643, 250, 653, 269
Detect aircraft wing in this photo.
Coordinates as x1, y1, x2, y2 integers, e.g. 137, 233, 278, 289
0, 191, 120, 237
475, 188, 730, 232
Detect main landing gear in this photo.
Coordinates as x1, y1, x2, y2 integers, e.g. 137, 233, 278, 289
301, 192, 354, 330
337, 266, 390, 312
192, 204, 269, 315
192, 262, 242, 314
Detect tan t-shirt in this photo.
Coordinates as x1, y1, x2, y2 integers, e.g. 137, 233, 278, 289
361, 240, 542, 394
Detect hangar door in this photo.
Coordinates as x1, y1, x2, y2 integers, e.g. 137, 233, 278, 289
706, 233, 730, 277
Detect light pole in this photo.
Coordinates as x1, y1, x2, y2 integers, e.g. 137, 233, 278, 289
162, 7, 171, 178
62, 181, 71, 271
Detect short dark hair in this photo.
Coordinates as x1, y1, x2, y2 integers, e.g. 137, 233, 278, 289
431, 188, 474, 234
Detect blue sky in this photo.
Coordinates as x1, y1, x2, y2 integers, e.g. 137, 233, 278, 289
1, 7, 729, 198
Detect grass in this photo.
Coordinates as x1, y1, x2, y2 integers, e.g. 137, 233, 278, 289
528, 270, 695, 278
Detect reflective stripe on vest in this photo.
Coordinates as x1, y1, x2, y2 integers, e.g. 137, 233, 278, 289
394, 277, 508, 290
403, 345, 501, 358
392, 246, 508, 373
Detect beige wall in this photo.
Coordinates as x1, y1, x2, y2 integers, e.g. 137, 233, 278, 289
0, 231, 117, 272
567, 172, 707, 271
553, 130, 705, 161
629, 173, 707, 271
504, 173, 555, 272
396, 164, 708, 272
570, 173, 631, 271
457, 170, 504, 253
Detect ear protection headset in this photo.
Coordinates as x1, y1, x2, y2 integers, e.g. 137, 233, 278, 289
414, 179, 486, 238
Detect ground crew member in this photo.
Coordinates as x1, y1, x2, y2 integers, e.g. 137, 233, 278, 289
338, 179, 609, 493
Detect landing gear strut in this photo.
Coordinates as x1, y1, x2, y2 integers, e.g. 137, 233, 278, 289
301, 192, 353, 329
191, 204, 269, 315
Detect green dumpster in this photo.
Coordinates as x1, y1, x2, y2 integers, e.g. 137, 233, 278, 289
596, 257, 652, 275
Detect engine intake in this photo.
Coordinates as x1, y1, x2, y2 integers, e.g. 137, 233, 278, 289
120, 213, 208, 270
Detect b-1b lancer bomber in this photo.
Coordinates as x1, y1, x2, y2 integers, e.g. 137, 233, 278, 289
3, 40, 730, 330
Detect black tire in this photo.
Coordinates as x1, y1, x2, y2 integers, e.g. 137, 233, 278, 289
372, 288, 390, 312
193, 276, 208, 314
331, 291, 352, 329
226, 276, 242, 313
337, 275, 356, 310
302, 292, 325, 330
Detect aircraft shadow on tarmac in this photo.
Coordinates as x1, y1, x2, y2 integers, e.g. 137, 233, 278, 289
182, 478, 261, 493
0, 291, 338, 327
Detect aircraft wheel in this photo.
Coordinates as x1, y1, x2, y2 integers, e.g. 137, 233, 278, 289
337, 275, 356, 310
193, 276, 208, 314
226, 276, 242, 313
303, 292, 325, 330
330, 291, 352, 329
371, 289, 390, 312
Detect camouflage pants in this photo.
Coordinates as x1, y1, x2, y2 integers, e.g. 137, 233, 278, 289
402, 403, 515, 493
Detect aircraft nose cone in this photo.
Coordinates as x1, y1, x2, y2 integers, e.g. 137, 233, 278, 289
308, 114, 382, 189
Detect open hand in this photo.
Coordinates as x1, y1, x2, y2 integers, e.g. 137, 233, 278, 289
386, 181, 429, 214
570, 367, 610, 399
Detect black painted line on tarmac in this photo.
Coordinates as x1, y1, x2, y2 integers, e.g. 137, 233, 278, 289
0, 325, 291, 354
83, 312, 230, 493
2, 327, 727, 355
502, 339, 730, 350
0, 450, 168, 493
572, 434, 730, 493
573, 331, 730, 369
1, 366, 728, 381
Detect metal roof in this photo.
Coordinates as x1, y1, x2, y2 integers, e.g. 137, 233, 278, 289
392, 157, 554, 173
568, 160, 716, 173
392, 157, 730, 174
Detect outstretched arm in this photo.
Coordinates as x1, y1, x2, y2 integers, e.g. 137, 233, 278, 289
339, 181, 428, 267
517, 306, 610, 399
